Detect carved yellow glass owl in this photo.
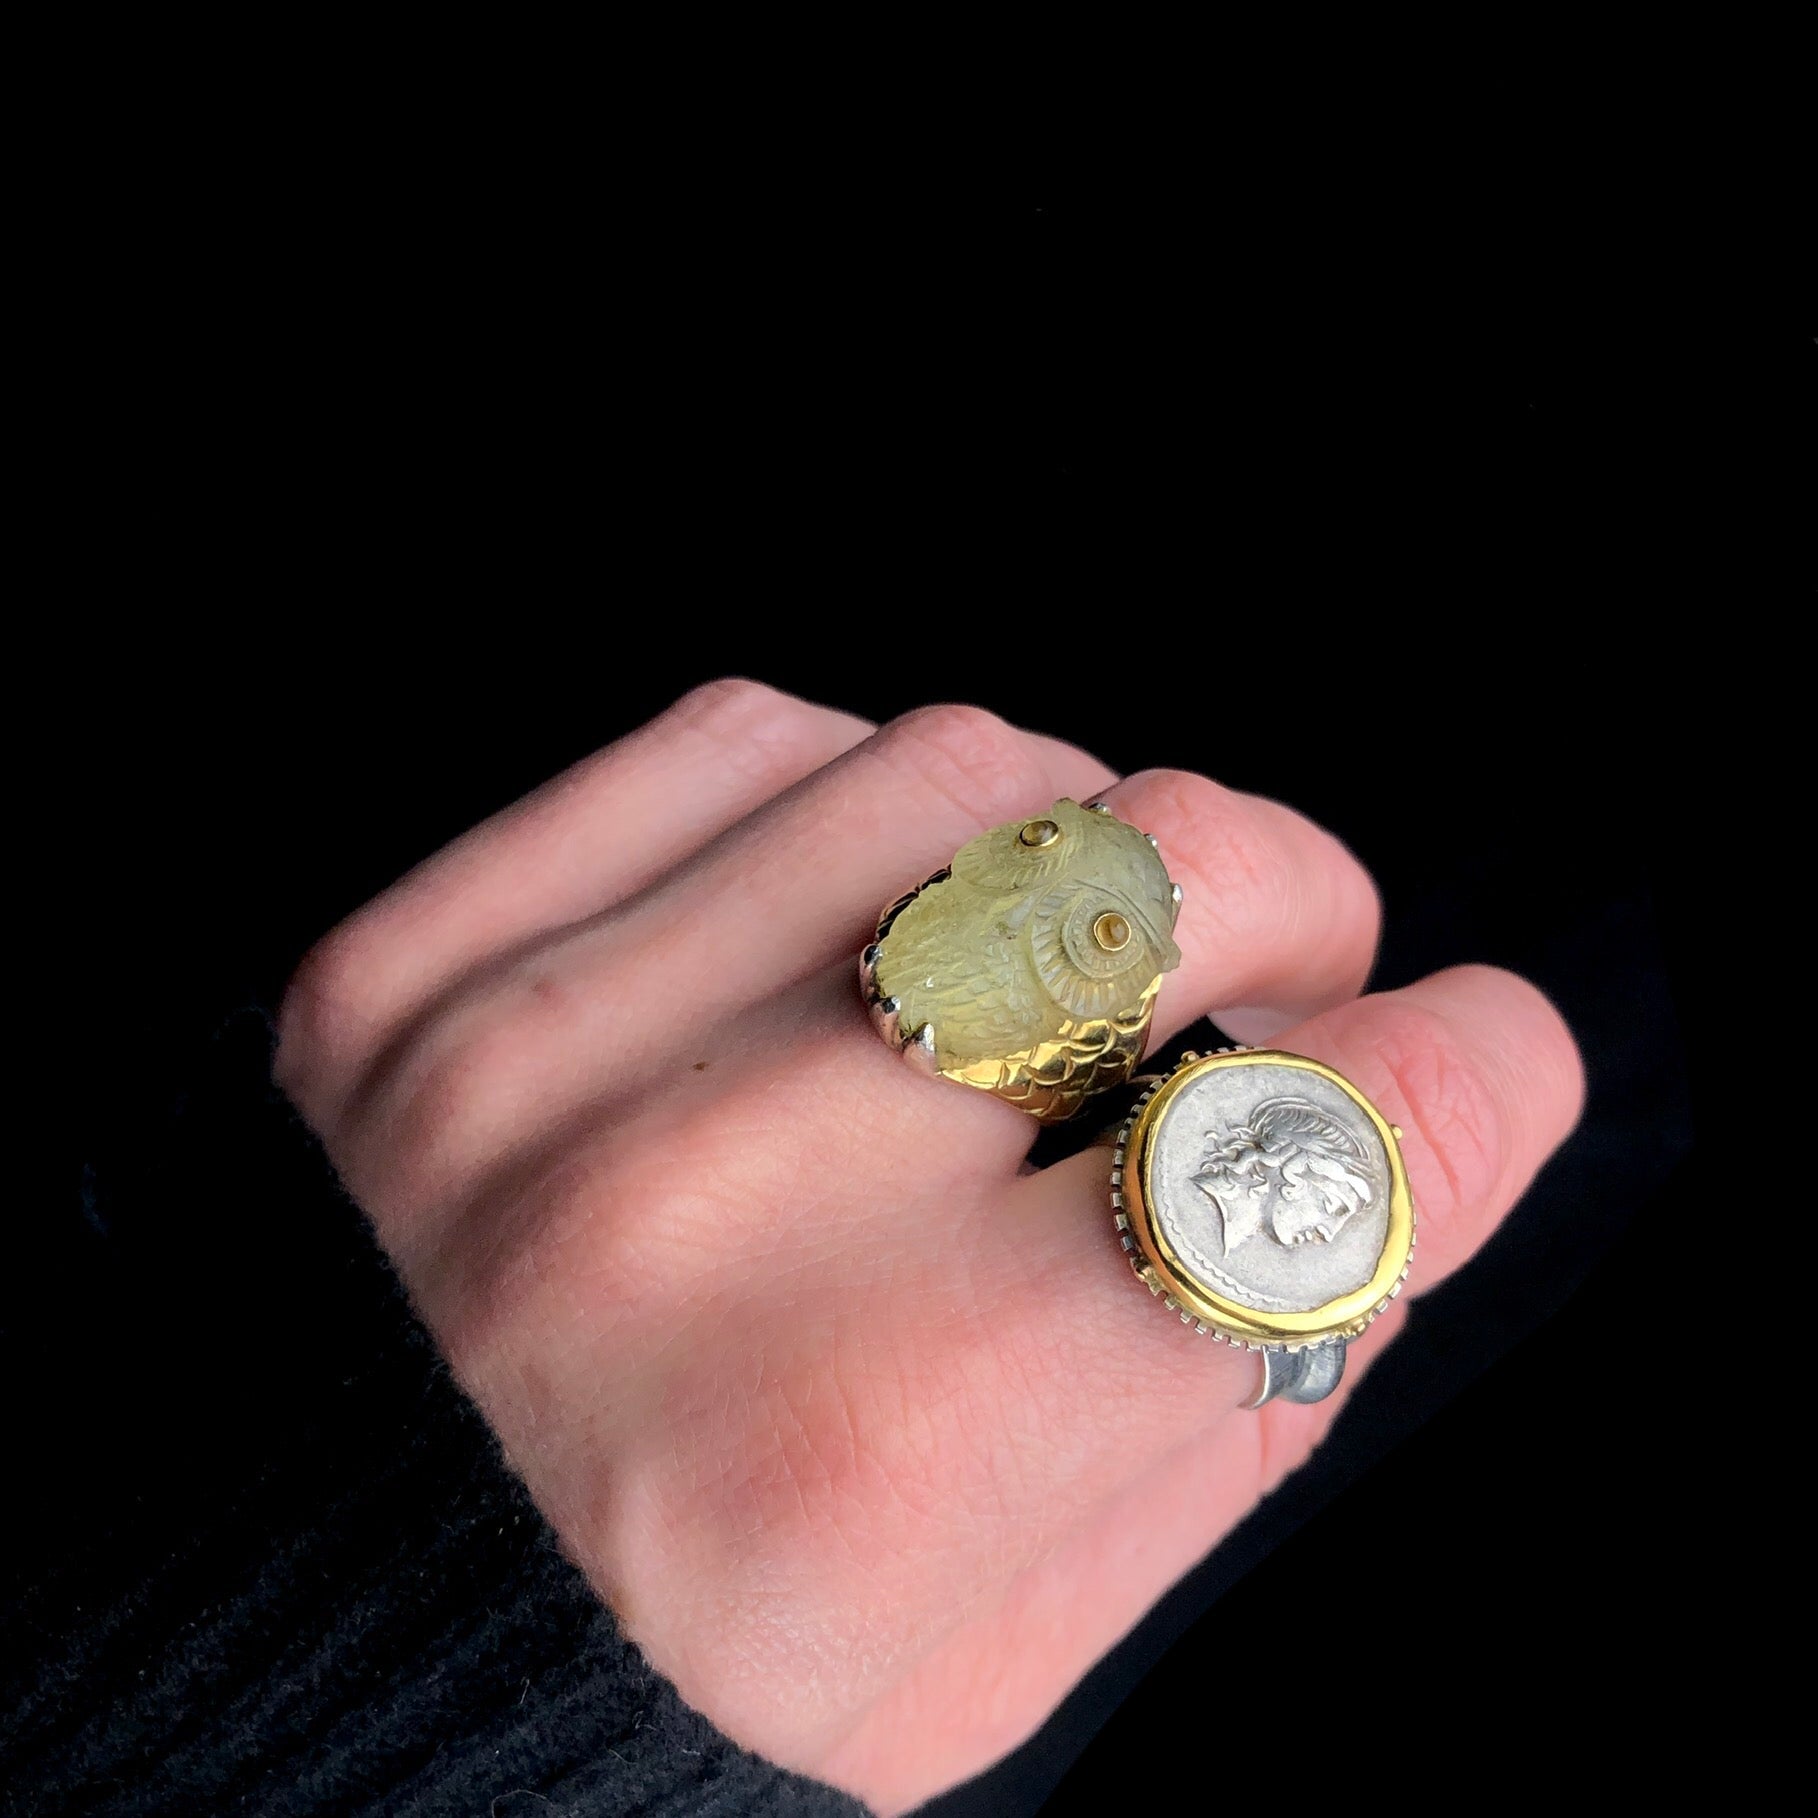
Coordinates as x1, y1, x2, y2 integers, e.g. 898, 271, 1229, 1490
861, 799, 1182, 1121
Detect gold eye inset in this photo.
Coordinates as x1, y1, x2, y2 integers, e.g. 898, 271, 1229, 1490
1092, 910, 1132, 952
1018, 819, 1061, 848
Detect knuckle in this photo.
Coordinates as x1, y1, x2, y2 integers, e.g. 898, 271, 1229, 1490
429, 1081, 752, 1367
432, 1127, 656, 1371
669, 675, 783, 726
273, 919, 376, 1111
665, 678, 828, 785
1126, 768, 1298, 943
1267, 804, 1382, 976
1443, 963, 1587, 1135
1124, 771, 1380, 987
878, 703, 1046, 823
348, 974, 572, 1218
890, 702, 1025, 773
1330, 825, 1385, 944
1356, 996, 1509, 1237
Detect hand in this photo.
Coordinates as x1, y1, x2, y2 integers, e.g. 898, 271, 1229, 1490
276, 684, 1582, 1813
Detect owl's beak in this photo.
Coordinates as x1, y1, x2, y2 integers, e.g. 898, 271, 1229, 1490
1128, 903, 1181, 972
1097, 886, 1180, 975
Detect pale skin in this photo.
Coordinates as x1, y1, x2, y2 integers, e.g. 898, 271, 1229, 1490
276, 683, 1584, 1813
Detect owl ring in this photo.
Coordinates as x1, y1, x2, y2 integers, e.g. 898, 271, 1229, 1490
1109, 1048, 1416, 1406
857, 798, 1184, 1122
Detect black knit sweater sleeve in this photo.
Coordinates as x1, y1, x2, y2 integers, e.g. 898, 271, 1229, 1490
8, 1015, 871, 1817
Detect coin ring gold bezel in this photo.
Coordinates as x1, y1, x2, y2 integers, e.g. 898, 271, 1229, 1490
1119, 1050, 1415, 1348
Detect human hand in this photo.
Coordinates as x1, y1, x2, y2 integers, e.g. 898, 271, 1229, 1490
276, 683, 1582, 1813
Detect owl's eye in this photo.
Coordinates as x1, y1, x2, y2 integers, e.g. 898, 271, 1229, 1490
1092, 910, 1131, 952
1018, 819, 1061, 849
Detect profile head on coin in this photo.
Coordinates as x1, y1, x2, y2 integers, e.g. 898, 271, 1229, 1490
1116, 1051, 1415, 1347
1190, 1096, 1375, 1253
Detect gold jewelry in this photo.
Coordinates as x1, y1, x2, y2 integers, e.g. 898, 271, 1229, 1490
859, 799, 1183, 1122
1112, 1049, 1414, 1368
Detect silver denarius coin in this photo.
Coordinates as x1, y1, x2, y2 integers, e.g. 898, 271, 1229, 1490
1114, 1050, 1415, 1351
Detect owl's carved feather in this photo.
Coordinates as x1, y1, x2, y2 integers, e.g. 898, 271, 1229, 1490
870, 912, 1040, 1055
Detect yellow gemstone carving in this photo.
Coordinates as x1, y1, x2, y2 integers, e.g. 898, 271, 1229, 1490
865, 798, 1182, 1122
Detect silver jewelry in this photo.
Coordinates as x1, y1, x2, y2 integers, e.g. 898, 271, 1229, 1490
1109, 1049, 1416, 1409
1244, 1342, 1349, 1409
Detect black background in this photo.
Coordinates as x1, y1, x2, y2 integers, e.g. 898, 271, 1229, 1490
38, 187, 1744, 1811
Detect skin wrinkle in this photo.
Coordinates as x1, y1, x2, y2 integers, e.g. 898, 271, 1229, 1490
684, 1304, 961, 1559
1124, 783, 1275, 951
277, 684, 1584, 1811
1396, 1046, 1485, 1226
1366, 1001, 1508, 1239
789, 1360, 894, 1565
1270, 807, 1313, 951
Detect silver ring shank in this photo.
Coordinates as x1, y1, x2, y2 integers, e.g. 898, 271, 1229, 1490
1244, 1340, 1348, 1409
